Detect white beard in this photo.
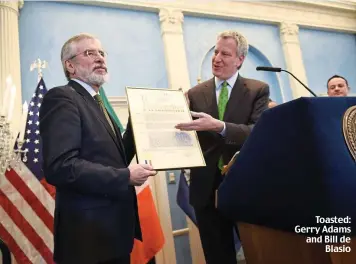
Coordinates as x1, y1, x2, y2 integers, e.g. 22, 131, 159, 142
76, 66, 109, 87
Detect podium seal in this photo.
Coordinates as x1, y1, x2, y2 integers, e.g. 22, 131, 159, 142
343, 105, 356, 161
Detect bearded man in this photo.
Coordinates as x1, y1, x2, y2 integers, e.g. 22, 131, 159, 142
39, 33, 156, 264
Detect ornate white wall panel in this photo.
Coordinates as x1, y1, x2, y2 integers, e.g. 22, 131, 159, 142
279, 22, 310, 98
0, 1, 23, 138
77, 0, 356, 33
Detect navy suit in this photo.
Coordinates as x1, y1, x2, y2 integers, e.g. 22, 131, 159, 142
39, 80, 140, 264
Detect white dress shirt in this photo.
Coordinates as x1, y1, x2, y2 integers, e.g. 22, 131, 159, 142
71, 78, 98, 97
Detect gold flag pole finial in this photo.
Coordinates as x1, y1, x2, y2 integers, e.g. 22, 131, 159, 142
30, 58, 47, 83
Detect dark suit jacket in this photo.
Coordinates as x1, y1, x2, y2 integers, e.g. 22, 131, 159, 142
188, 75, 269, 208
39, 80, 140, 264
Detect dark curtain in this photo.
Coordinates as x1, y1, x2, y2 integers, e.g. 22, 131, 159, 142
147, 257, 155, 264
0, 238, 11, 264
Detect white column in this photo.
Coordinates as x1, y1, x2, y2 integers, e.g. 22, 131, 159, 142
280, 22, 310, 98
155, 9, 184, 264
0, 1, 23, 135
159, 8, 191, 92
158, 8, 206, 264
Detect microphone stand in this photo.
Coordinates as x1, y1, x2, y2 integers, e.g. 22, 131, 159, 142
281, 69, 317, 97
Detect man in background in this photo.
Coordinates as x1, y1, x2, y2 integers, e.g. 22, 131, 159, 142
268, 98, 278, 108
40, 33, 156, 264
327, 75, 350, 97
176, 30, 269, 263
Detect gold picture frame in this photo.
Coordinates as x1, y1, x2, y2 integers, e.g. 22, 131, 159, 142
126, 87, 206, 170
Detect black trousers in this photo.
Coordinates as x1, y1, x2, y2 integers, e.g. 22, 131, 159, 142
98, 255, 130, 264
193, 172, 237, 264
57, 255, 130, 264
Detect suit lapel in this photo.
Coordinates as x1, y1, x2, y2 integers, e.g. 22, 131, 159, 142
108, 113, 128, 164
68, 81, 126, 159
202, 78, 219, 119
224, 75, 248, 122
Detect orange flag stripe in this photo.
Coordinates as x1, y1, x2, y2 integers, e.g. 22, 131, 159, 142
130, 185, 165, 264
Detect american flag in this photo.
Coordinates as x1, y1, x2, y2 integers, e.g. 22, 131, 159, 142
0, 78, 55, 263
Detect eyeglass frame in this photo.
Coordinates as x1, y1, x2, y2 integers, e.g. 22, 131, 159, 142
66, 49, 108, 61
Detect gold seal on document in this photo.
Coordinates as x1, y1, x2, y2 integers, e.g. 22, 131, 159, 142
343, 106, 356, 161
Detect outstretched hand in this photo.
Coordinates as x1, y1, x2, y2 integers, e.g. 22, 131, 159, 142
175, 111, 224, 132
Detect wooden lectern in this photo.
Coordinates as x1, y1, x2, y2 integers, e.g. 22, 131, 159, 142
217, 97, 356, 264
238, 223, 355, 264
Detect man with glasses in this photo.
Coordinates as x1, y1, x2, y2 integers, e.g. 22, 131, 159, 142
39, 33, 156, 264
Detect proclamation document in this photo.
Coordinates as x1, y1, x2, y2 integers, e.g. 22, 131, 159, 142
126, 87, 206, 170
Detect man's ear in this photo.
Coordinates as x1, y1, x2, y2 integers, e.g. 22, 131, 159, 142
65, 60, 75, 75
236, 55, 245, 68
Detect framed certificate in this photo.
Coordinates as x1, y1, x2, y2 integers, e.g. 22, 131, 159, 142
126, 87, 206, 170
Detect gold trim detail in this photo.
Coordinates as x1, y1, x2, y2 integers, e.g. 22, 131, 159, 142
343, 106, 356, 161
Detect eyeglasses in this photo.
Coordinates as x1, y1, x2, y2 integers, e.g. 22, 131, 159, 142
67, 49, 108, 60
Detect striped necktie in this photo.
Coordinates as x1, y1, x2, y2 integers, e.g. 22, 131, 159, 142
94, 94, 116, 136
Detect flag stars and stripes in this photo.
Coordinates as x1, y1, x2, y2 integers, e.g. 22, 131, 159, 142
22, 77, 46, 169
1, 78, 56, 264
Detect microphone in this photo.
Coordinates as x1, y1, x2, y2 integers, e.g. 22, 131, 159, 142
256, 66, 317, 97
256, 66, 282, 72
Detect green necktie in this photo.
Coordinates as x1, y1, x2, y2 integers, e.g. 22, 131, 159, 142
218, 81, 228, 170
94, 94, 116, 136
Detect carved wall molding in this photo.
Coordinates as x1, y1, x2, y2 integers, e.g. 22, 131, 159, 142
159, 8, 184, 35
18, 0, 24, 9
0, 1, 21, 15
77, 0, 356, 33
159, 8, 184, 25
280, 23, 299, 37
280, 22, 300, 44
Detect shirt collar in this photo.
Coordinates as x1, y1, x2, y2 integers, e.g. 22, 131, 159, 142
71, 78, 98, 97
215, 70, 239, 90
